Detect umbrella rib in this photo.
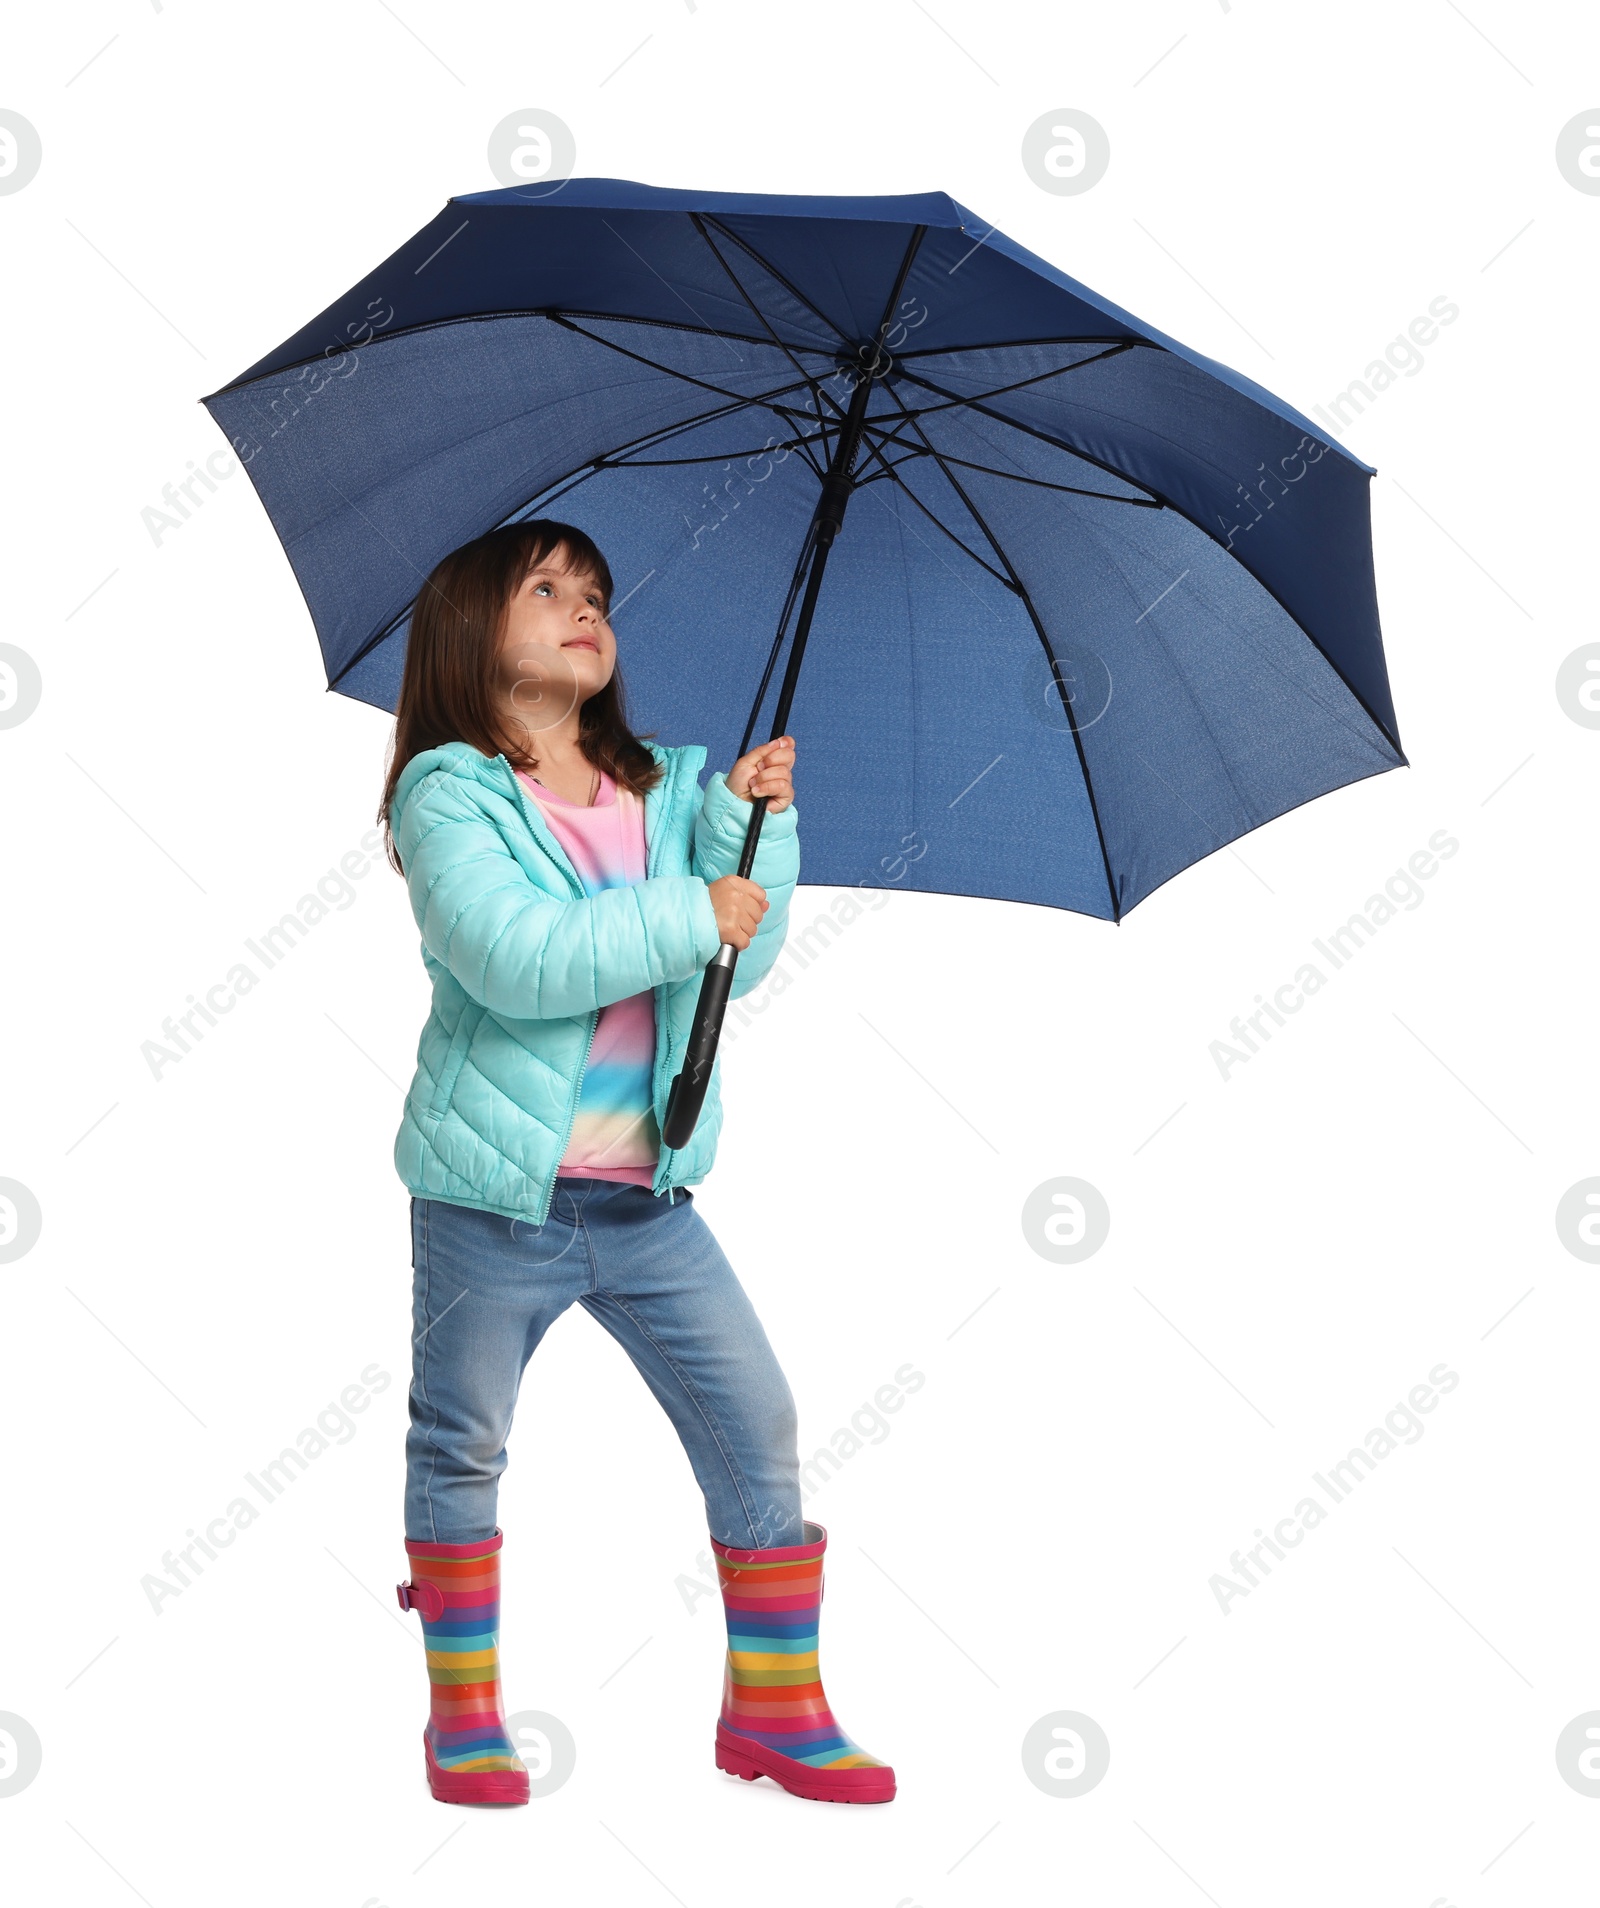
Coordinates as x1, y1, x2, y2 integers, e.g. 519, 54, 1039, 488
550, 305, 834, 350
202, 305, 841, 400
857, 436, 1161, 505
835, 403, 1029, 590
736, 519, 824, 759
857, 397, 1158, 508
941, 459, 1158, 505
545, 311, 824, 419
899, 368, 1404, 756
561, 317, 838, 476
876, 340, 1141, 429
892, 367, 1163, 503
877, 347, 1151, 442
688, 215, 847, 426
684, 213, 851, 482
842, 450, 1016, 591
894, 332, 1153, 359
584, 383, 831, 475
546, 312, 836, 482
324, 376, 823, 691
852, 441, 931, 480
878, 381, 1124, 922
697, 214, 855, 350
600, 439, 825, 467
592, 383, 819, 457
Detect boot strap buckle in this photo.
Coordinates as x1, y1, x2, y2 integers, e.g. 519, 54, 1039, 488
396, 1579, 446, 1620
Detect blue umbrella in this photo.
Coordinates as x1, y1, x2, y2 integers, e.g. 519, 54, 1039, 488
201, 177, 1404, 1143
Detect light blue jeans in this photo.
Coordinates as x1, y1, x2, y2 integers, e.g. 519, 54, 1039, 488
405, 1181, 804, 1548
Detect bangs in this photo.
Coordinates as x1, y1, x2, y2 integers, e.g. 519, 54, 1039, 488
512, 523, 613, 611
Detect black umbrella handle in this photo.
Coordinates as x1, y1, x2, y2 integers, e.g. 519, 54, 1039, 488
662, 796, 770, 1150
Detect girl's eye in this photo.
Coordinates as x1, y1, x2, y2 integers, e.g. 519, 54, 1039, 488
533, 581, 553, 596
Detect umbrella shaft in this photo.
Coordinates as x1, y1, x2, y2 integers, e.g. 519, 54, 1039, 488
744, 355, 877, 757
726, 371, 869, 875
662, 354, 882, 1152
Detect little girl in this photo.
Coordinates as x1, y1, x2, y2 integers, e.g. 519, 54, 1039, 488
377, 519, 894, 1807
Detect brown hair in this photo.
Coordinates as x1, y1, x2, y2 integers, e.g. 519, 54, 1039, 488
377, 519, 662, 873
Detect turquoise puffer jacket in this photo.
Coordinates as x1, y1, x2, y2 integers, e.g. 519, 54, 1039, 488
389, 739, 798, 1223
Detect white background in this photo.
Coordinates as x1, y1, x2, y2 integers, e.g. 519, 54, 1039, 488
2, 3, 1596, 1904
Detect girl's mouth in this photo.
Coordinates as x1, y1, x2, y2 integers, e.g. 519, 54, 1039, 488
563, 638, 599, 652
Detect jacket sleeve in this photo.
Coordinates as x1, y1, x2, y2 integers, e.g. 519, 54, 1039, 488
400, 772, 722, 1019
692, 771, 800, 999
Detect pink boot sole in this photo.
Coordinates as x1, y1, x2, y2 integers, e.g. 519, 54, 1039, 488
715, 1722, 896, 1803
423, 1732, 530, 1806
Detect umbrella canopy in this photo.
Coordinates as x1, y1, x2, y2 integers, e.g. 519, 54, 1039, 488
201, 177, 1404, 924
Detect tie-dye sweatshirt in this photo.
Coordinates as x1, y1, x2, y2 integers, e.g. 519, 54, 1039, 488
517, 767, 660, 1188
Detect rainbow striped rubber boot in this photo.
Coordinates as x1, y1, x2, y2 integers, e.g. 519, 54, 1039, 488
397, 1529, 529, 1805
712, 1519, 896, 1803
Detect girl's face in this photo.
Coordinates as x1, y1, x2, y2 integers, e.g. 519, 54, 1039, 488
496, 545, 616, 728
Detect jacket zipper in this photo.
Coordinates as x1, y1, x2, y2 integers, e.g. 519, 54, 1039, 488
546, 1017, 601, 1224
645, 747, 686, 1202
497, 747, 701, 1218
500, 755, 599, 1226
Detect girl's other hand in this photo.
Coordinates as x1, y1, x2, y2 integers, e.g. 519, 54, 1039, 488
707, 875, 768, 950
727, 736, 796, 813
